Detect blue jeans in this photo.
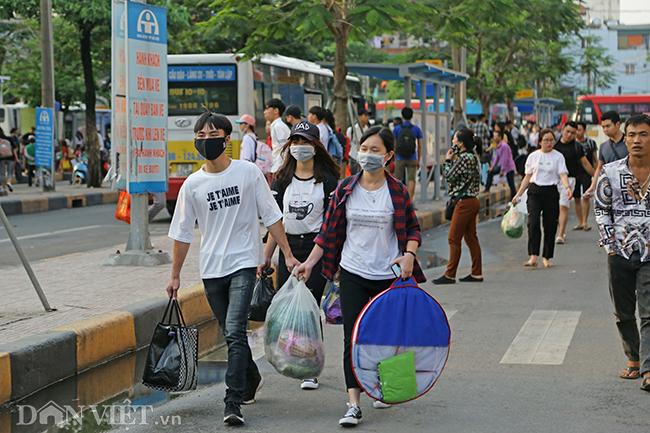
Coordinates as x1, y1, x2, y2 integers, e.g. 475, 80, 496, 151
203, 267, 259, 404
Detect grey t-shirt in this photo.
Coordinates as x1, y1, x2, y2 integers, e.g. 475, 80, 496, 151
598, 135, 628, 164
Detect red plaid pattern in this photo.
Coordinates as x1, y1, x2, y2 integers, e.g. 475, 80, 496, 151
315, 171, 425, 283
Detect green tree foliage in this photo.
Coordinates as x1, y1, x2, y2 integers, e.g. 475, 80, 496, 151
204, 0, 429, 131
431, 0, 584, 116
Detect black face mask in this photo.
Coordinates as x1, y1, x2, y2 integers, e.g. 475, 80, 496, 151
195, 137, 226, 161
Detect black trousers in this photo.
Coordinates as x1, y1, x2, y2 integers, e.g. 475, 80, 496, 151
527, 184, 560, 259
339, 267, 394, 390
278, 232, 326, 306
486, 168, 517, 200
607, 253, 650, 375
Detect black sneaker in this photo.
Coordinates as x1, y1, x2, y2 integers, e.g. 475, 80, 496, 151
223, 402, 244, 425
242, 374, 264, 405
432, 275, 456, 285
339, 402, 362, 426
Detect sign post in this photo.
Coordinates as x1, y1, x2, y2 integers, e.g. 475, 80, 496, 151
106, 0, 171, 267
35, 107, 55, 191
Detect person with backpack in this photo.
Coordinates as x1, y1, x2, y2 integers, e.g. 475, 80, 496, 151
24, 137, 37, 187
324, 109, 345, 168
236, 114, 257, 163
393, 107, 423, 200
258, 120, 340, 391
0, 127, 14, 194
295, 126, 423, 426
308, 106, 342, 165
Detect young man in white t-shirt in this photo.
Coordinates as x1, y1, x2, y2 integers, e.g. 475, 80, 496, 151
167, 112, 299, 426
264, 99, 291, 174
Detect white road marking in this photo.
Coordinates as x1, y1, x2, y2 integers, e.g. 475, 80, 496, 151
500, 310, 581, 365
446, 309, 458, 320
0, 225, 104, 244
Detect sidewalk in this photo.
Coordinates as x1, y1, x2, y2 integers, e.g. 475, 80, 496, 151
0, 181, 118, 216
0, 181, 515, 405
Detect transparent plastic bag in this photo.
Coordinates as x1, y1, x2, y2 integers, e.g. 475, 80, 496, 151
501, 204, 525, 239
264, 275, 325, 380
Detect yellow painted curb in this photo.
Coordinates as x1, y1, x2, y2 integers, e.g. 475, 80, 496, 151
417, 211, 434, 231
102, 190, 120, 203
177, 284, 214, 325
0, 412, 10, 433
197, 320, 222, 356
0, 352, 10, 405
56, 312, 136, 372
77, 352, 136, 407
21, 197, 48, 213
66, 194, 87, 208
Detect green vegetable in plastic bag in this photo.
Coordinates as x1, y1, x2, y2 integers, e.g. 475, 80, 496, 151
501, 204, 524, 239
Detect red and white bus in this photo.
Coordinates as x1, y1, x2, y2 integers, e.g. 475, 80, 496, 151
572, 94, 650, 145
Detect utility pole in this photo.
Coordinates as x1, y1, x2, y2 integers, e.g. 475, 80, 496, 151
451, 45, 467, 128
40, 0, 56, 192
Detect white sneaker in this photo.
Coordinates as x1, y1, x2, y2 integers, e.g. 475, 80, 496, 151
339, 402, 362, 426
301, 378, 319, 390
373, 400, 391, 409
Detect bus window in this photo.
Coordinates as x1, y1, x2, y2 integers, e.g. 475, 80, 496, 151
636, 104, 650, 114
574, 99, 597, 124
168, 81, 238, 116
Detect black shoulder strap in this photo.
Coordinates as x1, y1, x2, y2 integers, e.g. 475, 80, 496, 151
609, 140, 622, 160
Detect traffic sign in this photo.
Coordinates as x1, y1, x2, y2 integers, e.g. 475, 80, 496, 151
516, 89, 534, 99
35, 107, 54, 168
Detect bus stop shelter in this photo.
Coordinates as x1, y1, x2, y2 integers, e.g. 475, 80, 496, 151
513, 97, 563, 128
320, 62, 468, 204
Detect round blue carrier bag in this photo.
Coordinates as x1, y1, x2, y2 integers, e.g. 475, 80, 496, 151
351, 276, 451, 404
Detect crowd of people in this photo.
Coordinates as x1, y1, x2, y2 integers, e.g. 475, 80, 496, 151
159, 95, 650, 429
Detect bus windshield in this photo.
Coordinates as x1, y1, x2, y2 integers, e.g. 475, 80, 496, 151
168, 65, 238, 116
573, 100, 598, 124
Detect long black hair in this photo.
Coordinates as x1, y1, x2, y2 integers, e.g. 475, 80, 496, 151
275, 137, 340, 187
456, 128, 483, 156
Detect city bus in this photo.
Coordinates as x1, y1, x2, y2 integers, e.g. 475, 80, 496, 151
166, 53, 362, 214
572, 94, 650, 145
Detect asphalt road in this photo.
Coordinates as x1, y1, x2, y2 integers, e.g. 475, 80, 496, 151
107, 211, 650, 432
0, 204, 172, 270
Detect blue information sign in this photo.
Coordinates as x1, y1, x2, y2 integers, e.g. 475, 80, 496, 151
35, 107, 54, 168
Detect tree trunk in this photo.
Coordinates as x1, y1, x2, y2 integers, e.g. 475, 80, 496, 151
451, 45, 466, 127
79, 26, 101, 187
506, 97, 514, 122
333, 30, 349, 134
480, 96, 491, 124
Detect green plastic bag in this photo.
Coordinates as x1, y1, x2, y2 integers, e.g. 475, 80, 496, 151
501, 204, 524, 239
378, 350, 418, 403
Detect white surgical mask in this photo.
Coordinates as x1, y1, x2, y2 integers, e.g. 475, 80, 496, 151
290, 145, 316, 162
357, 152, 386, 173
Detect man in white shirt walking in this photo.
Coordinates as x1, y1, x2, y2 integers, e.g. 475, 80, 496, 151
264, 99, 291, 174
308, 106, 329, 150
346, 108, 370, 175
167, 112, 299, 426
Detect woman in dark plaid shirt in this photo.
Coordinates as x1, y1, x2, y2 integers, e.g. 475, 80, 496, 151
296, 126, 423, 426
433, 128, 484, 284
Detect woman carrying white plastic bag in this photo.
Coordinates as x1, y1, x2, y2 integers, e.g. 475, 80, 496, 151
264, 274, 325, 380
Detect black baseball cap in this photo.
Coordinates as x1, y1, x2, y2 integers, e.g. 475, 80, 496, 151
285, 105, 305, 119
288, 120, 320, 142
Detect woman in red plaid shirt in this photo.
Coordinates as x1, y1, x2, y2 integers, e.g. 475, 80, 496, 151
296, 126, 424, 426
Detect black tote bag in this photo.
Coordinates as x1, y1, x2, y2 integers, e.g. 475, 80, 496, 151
249, 267, 276, 322
142, 298, 198, 392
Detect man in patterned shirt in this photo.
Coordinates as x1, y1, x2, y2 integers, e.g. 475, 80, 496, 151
594, 114, 650, 391
473, 113, 491, 151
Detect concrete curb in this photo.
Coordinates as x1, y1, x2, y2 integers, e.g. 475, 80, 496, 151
0, 283, 215, 405
0, 190, 119, 216
415, 185, 512, 231
0, 188, 510, 405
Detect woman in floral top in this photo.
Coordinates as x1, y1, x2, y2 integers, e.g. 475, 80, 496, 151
433, 128, 483, 284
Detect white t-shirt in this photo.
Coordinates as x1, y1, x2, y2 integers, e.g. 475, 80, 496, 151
270, 118, 290, 173
525, 149, 568, 186
281, 176, 324, 235
316, 123, 329, 148
169, 160, 282, 279
240, 133, 257, 162
340, 182, 401, 280
346, 123, 369, 161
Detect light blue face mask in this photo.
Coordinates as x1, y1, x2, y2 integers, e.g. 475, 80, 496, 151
357, 152, 386, 173
290, 145, 316, 162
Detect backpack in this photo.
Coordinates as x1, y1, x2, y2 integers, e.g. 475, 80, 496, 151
253, 136, 273, 175
327, 128, 343, 163
0, 139, 13, 158
396, 124, 417, 158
